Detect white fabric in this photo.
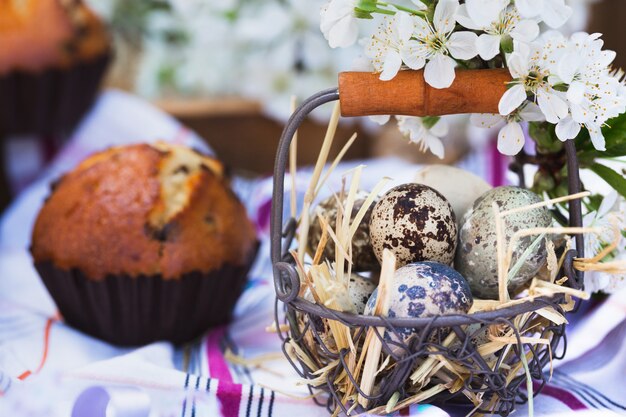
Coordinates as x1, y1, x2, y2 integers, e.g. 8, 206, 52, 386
1, 91, 624, 417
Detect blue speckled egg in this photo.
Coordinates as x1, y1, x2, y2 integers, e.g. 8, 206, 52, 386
365, 262, 473, 343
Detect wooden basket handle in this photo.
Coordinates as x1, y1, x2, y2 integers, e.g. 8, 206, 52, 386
338, 69, 512, 117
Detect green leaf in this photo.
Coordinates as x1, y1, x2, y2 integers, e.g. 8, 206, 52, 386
552, 83, 569, 92
500, 35, 514, 54
520, 354, 534, 417
575, 112, 626, 152
356, 0, 379, 12
354, 8, 374, 18
529, 122, 563, 153
603, 112, 626, 147
590, 163, 626, 199
508, 233, 546, 283
422, 116, 441, 129
586, 194, 604, 212
579, 142, 626, 159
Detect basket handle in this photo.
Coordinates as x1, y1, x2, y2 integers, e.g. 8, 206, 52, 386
271, 71, 585, 302
339, 69, 511, 117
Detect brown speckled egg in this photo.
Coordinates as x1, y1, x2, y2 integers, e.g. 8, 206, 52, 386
369, 184, 457, 268
308, 192, 379, 271
349, 274, 377, 314
455, 186, 552, 300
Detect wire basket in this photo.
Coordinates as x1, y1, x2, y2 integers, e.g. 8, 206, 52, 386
270, 69, 585, 416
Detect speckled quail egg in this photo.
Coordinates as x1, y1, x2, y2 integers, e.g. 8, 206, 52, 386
451, 324, 499, 362
414, 165, 492, 225
364, 262, 473, 344
308, 191, 379, 271
303, 273, 375, 315
455, 186, 552, 300
300, 290, 336, 350
369, 184, 457, 268
349, 274, 377, 314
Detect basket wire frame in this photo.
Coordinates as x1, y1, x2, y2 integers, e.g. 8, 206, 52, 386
270, 87, 585, 416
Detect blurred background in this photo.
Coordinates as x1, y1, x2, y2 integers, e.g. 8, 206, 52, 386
2, 0, 625, 209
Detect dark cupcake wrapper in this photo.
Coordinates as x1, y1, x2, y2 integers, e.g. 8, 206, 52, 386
35, 245, 258, 346
0, 52, 111, 138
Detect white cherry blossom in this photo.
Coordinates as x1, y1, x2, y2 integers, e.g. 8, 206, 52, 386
471, 102, 544, 155
366, 13, 425, 81
456, 2, 539, 60
543, 32, 626, 147
408, 0, 479, 88
397, 116, 448, 159
499, 41, 569, 124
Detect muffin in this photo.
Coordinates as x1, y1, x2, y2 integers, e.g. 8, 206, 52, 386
31, 143, 258, 346
0, 0, 111, 137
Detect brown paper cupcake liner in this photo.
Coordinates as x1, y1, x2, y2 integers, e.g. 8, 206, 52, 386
35, 246, 258, 346
0, 53, 111, 138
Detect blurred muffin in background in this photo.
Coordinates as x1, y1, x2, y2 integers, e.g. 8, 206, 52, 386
31, 142, 258, 346
0, 0, 111, 137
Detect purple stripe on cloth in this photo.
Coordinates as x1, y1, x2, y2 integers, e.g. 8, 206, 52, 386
559, 318, 626, 373
534, 381, 588, 411
489, 137, 507, 187
206, 327, 243, 417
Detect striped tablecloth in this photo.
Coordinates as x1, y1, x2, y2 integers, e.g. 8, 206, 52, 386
0, 91, 624, 417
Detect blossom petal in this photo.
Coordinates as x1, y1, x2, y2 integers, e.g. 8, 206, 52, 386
476, 34, 501, 60
455, 4, 481, 30
497, 122, 526, 156
555, 117, 581, 141
570, 101, 592, 124
379, 51, 403, 81
448, 31, 479, 60
411, 0, 428, 10
424, 54, 456, 89
507, 52, 529, 79
470, 113, 504, 128
427, 134, 446, 159
515, 0, 543, 18
396, 11, 415, 41
567, 81, 586, 104
599, 50, 617, 67
518, 102, 545, 122
588, 123, 606, 151
597, 190, 619, 217
558, 52, 581, 84
434, 0, 459, 33
466, 0, 508, 28
320, 0, 351, 33
542, 0, 573, 28
325, 15, 359, 48
499, 84, 528, 116
537, 89, 569, 123
414, 17, 431, 38
510, 20, 540, 43
401, 42, 427, 70
429, 119, 450, 137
